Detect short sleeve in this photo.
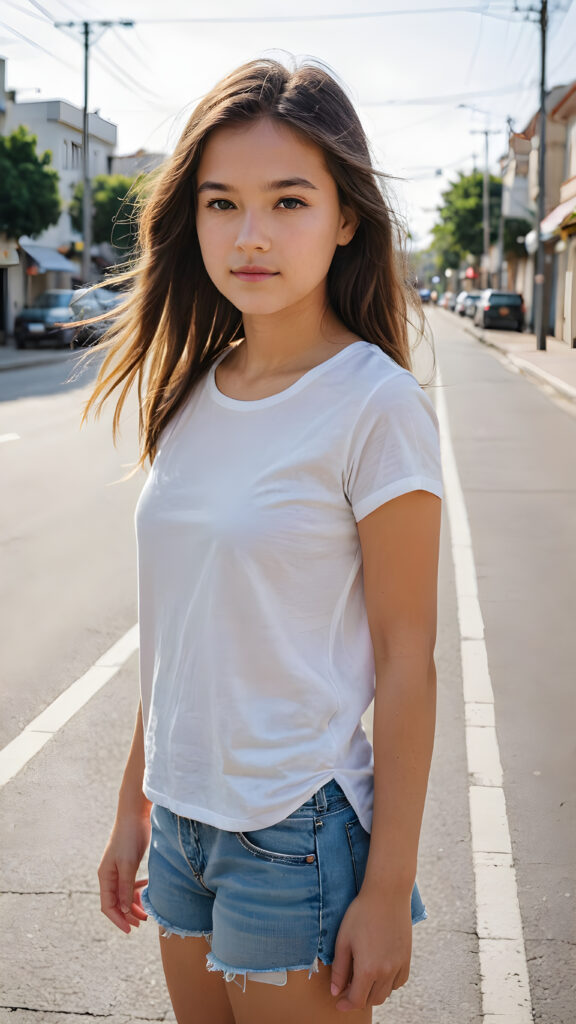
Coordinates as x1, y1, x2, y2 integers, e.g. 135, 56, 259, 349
344, 371, 443, 522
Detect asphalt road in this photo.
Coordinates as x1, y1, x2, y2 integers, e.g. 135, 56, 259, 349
0, 311, 574, 1023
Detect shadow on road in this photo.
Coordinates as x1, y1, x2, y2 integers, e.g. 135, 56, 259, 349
0, 348, 106, 403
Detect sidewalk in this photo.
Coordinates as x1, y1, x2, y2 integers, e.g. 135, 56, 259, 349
434, 306, 576, 403
0, 340, 79, 373
2, 318, 576, 404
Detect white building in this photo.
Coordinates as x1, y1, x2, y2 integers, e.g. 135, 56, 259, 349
5, 99, 117, 251
0, 56, 117, 337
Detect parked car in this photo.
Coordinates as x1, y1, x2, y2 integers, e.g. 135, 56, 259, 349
14, 289, 75, 348
464, 293, 481, 318
473, 289, 525, 331
455, 290, 482, 316
438, 290, 456, 310
418, 287, 431, 303
69, 286, 126, 347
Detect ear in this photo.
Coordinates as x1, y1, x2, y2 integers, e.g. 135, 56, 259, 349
337, 204, 359, 246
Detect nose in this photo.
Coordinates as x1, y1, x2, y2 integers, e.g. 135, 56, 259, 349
234, 210, 270, 252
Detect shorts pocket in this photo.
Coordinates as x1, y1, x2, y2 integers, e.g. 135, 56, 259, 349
234, 818, 317, 865
344, 817, 370, 894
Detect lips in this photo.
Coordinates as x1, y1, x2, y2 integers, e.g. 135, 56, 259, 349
232, 269, 278, 275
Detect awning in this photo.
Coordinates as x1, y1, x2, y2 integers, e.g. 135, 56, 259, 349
540, 197, 576, 240
18, 238, 78, 274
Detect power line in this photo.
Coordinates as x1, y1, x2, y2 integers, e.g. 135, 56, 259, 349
0, 16, 78, 71
91, 39, 163, 102
132, 5, 539, 21
3, 0, 47, 21
53, 18, 135, 282
24, 0, 57, 20
464, 9, 487, 87
363, 79, 539, 107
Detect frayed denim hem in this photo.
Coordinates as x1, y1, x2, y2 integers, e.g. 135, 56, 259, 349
412, 906, 428, 925
205, 952, 321, 993
140, 887, 213, 941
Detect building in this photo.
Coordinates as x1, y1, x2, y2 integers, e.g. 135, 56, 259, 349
0, 56, 117, 339
499, 132, 532, 303
547, 83, 576, 347
109, 148, 165, 177
499, 81, 573, 333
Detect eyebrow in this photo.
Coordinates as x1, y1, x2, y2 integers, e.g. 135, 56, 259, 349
196, 177, 319, 194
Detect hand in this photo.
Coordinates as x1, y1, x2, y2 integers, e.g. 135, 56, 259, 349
98, 813, 151, 934
330, 888, 413, 1012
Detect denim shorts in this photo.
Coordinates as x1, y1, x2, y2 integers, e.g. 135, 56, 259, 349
141, 778, 428, 990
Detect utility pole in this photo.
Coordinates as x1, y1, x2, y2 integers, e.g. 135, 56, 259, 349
81, 22, 90, 285
54, 19, 134, 283
533, 0, 548, 350
471, 128, 501, 289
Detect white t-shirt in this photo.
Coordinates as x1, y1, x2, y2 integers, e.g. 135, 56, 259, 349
134, 339, 443, 832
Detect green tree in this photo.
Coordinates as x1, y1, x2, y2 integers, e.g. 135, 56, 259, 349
0, 125, 61, 239
70, 174, 142, 252
431, 170, 502, 273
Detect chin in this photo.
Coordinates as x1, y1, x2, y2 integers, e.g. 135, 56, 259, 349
228, 296, 289, 315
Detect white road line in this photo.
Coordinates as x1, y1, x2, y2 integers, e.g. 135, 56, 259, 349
0, 359, 535, 1022
0, 433, 20, 443
435, 365, 534, 1023
0, 625, 139, 788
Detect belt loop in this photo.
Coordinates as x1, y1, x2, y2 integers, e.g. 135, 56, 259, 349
314, 785, 328, 813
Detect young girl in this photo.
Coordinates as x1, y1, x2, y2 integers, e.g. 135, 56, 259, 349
84, 56, 443, 1024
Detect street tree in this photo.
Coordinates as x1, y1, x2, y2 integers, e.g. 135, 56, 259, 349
70, 174, 142, 255
0, 125, 61, 239
431, 170, 501, 272
430, 170, 532, 276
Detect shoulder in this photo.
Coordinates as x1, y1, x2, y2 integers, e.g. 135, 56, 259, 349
346, 342, 438, 426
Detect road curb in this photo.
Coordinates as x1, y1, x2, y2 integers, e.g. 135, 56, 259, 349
455, 316, 576, 404
504, 354, 576, 402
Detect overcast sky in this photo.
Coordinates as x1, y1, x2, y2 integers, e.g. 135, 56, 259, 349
1, 0, 575, 248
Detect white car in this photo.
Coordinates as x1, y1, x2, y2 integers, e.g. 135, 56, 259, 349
455, 290, 482, 316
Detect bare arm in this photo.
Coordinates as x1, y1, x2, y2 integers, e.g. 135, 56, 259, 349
362, 653, 436, 895
330, 489, 441, 1010
98, 699, 153, 933
116, 698, 153, 821
357, 489, 440, 892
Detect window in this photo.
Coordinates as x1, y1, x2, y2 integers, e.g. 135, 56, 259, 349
71, 142, 82, 169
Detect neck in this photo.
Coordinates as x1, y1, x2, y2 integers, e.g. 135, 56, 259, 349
237, 296, 351, 377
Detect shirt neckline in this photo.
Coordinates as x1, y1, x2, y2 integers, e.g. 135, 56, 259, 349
208, 340, 369, 410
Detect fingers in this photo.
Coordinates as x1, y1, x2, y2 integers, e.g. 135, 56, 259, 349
334, 962, 409, 1011
98, 857, 148, 934
334, 967, 378, 1012
118, 866, 137, 915
100, 887, 148, 933
330, 935, 352, 999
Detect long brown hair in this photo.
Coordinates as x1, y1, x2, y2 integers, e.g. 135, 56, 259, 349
73, 56, 434, 478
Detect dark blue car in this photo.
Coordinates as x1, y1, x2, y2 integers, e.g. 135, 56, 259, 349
14, 290, 75, 348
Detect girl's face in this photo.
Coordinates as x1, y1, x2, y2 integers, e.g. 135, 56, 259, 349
194, 117, 357, 316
